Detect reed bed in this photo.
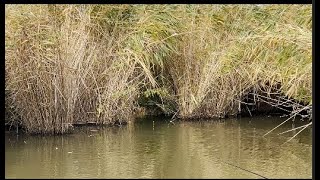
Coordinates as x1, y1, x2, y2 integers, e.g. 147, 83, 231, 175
5, 4, 311, 134
5, 5, 140, 134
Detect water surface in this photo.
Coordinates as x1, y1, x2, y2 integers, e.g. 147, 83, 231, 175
5, 116, 312, 179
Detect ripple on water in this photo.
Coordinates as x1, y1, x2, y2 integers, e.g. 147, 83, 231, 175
5, 117, 312, 179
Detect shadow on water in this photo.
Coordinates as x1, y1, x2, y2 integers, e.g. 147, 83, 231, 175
5, 116, 312, 179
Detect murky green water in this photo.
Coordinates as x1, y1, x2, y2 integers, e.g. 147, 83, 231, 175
5, 116, 312, 179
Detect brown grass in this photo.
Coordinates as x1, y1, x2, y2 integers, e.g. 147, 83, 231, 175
5, 5, 311, 134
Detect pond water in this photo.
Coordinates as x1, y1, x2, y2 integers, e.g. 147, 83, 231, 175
5, 116, 312, 179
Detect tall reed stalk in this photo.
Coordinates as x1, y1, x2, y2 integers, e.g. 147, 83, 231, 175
5, 4, 311, 134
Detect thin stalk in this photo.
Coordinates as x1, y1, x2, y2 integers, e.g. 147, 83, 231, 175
282, 122, 312, 145
277, 123, 310, 135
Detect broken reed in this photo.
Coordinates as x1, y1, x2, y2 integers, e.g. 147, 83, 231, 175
5, 4, 312, 134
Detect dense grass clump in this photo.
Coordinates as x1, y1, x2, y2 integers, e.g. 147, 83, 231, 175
5, 4, 311, 134
5, 5, 140, 133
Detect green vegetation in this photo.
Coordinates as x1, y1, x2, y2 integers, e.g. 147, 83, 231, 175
5, 4, 311, 134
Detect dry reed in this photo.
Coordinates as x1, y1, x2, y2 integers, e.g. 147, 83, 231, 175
5, 4, 311, 134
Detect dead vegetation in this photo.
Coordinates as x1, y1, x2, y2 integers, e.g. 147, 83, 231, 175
5, 5, 311, 134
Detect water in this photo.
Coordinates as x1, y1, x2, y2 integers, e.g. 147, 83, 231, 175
5, 116, 312, 179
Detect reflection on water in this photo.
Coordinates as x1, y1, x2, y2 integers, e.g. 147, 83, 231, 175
5, 116, 312, 179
